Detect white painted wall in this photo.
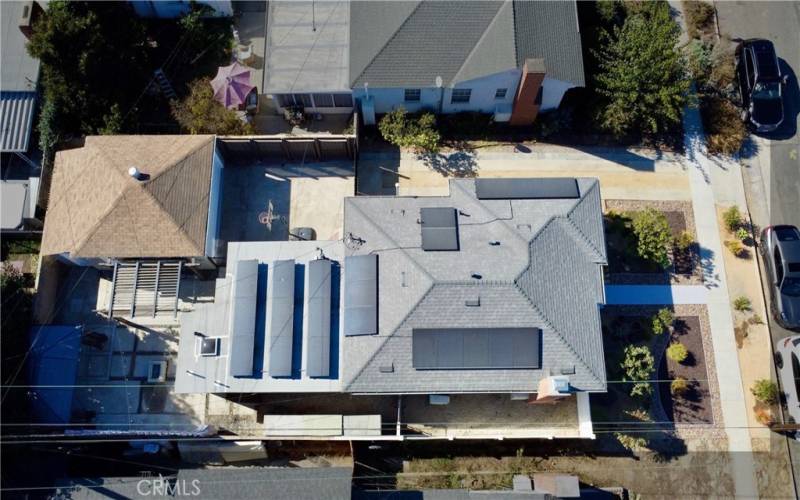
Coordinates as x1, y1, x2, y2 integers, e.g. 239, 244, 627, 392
540, 77, 575, 112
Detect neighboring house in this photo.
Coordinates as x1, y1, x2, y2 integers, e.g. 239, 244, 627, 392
174, 177, 607, 439
264, 0, 585, 125
129, 0, 233, 18
1, 0, 43, 234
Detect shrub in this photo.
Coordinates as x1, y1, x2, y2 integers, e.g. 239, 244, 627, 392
593, 2, 689, 138
685, 39, 713, 83
631, 208, 673, 268
701, 97, 747, 156
615, 432, 648, 451
749, 314, 764, 325
724, 239, 747, 257
621, 344, 655, 396
733, 296, 752, 312
708, 40, 736, 90
671, 377, 690, 396
722, 206, 743, 232
683, 0, 716, 39
171, 78, 254, 135
750, 379, 779, 405
378, 108, 440, 152
651, 308, 674, 335
674, 230, 695, 252
755, 406, 775, 426
666, 342, 689, 363
736, 227, 750, 242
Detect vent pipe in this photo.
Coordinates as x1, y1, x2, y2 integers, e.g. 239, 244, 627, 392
128, 167, 145, 181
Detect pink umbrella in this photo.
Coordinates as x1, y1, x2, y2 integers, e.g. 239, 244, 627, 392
210, 62, 254, 109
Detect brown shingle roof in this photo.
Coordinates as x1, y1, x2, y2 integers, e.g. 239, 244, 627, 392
41, 135, 215, 258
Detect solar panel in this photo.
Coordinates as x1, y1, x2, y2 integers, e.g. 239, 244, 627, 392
344, 254, 378, 336
412, 328, 540, 369
475, 178, 580, 200
420, 207, 459, 251
265, 259, 295, 377
302, 259, 332, 377
227, 259, 259, 377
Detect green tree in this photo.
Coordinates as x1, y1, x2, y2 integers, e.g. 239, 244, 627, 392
378, 108, 440, 152
171, 78, 254, 135
593, 1, 689, 138
621, 344, 655, 397
631, 208, 672, 267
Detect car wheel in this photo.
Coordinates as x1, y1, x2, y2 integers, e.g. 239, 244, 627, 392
775, 352, 784, 369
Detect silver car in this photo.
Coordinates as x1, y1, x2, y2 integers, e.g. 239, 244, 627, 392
776, 335, 800, 425
760, 225, 800, 329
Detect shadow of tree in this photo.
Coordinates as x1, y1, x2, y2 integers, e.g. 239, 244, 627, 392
416, 150, 478, 178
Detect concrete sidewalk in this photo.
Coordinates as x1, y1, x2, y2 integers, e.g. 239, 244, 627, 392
605, 285, 708, 305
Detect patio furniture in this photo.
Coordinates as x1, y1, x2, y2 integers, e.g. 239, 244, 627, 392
236, 43, 253, 64
210, 62, 254, 109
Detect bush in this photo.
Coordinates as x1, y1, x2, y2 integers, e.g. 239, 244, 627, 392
749, 313, 764, 325
733, 296, 751, 312
701, 97, 747, 156
750, 379, 779, 405
171, 78, 254, 135
666, 342, 689, 363
708, 41, 736, 90
722, 206, 743, 232
621, 345, 655, 396
736, 228, 750, 242
378, 108, 440, 152
683, 1, 716, 39
651, 308, 674, 335
685, 39, 713, 83
614, 432, 648, 451
671, 377, 690, 396
593, 2, 689, 138
724, 239, 747, 258
674, 230, 695, 252
631, 208, 673, 268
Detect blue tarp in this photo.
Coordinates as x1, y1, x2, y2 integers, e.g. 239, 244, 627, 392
27, 325, 81, 424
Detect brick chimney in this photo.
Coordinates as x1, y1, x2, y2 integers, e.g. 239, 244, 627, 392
509, 58, 546, 126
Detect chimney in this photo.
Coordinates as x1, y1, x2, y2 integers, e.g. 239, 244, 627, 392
18, 1, 42, 39
509, 58, 546, 126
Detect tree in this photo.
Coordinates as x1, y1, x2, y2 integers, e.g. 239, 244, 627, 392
666, 342, 689, 363
27, 1, 150, 141
750, 379, 779, 405
171, 78, 254, 135
621, 344, 655, 397
593, 1, 689, 138
631, 208, 672, 267
378, 108, 440, 152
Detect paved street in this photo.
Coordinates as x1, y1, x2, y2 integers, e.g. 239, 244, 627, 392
715, 1, 800, 495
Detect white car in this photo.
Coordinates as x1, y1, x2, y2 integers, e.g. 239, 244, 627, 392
776, 335, 800, 425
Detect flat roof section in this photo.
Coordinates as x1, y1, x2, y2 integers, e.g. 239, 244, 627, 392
265, 259, 296, 377
475, 178, 580, 200
412, 327, 541, 370
343, 254, 378, 336
420, 207, 459, 251
227, 260, 259, 377
302, 259, 332, 378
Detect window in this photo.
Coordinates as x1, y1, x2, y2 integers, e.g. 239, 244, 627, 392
292, 93, 313, 107
451, 89, 471, 103
333, 93, 353, 108
774, 246, 784, 283
312, 93, 334, 108
792, 353, 800, 401
534, 86, 543, 106
744, 50, 755, 88
495, 88, 507, 99
404, 89, 421, 102
277, 94, 294, 107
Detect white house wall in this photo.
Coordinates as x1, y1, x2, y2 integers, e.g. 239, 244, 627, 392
540, 77, 575, 112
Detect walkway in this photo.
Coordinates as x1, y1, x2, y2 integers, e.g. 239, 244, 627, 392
683, 94, 759, 498
604, 285, 708, 305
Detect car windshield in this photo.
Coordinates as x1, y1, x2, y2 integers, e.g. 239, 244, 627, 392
753, 81, 781, 99
782, 277, 800, 297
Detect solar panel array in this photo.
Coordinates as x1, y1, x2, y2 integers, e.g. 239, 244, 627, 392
475, 178, 580, 200
265, 259, 295, 377
412, 327, 540, 369
420, 207, 459, 251
302, 259, 332, 377
344, 254, 378, 336
227, 259, 259, 377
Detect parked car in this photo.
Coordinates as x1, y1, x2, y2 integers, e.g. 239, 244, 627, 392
775, 335, 800, 425
735, 39, 788, 133
760, 225, 800, 329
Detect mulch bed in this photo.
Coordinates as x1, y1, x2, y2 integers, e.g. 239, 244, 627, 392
658, 316, 714, 425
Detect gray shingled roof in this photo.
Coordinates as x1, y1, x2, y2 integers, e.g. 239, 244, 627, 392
349, 0, 585, 88
342, 178, 607, 394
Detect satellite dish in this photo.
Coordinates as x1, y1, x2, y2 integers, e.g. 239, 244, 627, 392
435, 76, 443, 88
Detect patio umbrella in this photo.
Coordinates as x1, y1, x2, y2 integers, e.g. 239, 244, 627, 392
210, 62, 254, 109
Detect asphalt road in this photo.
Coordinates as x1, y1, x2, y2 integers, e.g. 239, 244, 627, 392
715, 1, 800, 496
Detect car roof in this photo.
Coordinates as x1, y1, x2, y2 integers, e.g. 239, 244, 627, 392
778, 239, 800, 275
746, 39, 781, 79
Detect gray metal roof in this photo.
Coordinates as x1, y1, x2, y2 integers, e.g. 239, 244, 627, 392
1, 1, 40, 153
349, 0, 585, 88
342, 178, 607, 394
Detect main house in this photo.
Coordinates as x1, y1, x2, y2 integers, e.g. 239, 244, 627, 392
263, 0, 585, 125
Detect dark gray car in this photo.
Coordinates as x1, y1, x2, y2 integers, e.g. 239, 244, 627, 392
760, 225, 800, 329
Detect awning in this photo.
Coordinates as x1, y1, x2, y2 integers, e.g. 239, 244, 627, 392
0, 91, 37, 153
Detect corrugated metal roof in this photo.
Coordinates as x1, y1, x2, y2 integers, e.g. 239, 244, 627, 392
0, 91, 37, 152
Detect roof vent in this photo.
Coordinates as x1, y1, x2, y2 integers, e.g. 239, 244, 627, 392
128, 167, 149, 181
465, 295, 480, 307
489, 240, 500, 246
471, 273, 482, 280
379, 363, 394, 373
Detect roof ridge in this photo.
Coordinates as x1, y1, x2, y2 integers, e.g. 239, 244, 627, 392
350, 0, 424, 87
565, 180, 605, 261
451, 0, 512, 84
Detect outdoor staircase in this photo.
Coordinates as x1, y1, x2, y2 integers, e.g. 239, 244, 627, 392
153, 69, 177, 100
110, 261, 182, 318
